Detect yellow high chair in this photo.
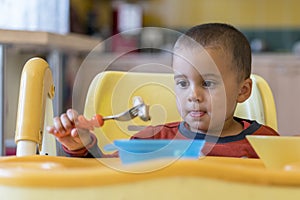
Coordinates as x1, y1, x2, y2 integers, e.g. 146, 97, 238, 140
84, 71, 278, 153
235, 74, 278, 131
2, 58, 300, 200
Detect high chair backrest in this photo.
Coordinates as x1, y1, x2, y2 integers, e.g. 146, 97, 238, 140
234, 74, 278, 131
84, 71, 277, 152
83, 71, 180, 153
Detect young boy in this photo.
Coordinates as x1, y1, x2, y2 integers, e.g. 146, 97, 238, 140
47, 23, 279, 158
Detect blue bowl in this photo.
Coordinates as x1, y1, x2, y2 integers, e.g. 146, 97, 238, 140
104, 139, 205, 164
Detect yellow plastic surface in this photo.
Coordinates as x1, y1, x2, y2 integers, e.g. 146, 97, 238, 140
15, 57, 55, 149
254, 74, 278, 130
0, 156, 300, 200
247, 135, 300, 170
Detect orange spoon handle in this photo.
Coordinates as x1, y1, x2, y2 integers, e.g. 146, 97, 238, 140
77, 114, 104, 130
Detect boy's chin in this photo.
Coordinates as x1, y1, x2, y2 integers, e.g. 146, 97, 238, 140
186, 121, 208, 133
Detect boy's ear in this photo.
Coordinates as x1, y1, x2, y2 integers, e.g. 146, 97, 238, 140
237, 78, 252, 103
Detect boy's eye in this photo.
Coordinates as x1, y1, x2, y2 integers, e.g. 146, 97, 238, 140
176, 80, 189, 88
202, 80, 216, 88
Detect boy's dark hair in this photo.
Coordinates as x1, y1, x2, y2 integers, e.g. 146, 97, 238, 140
175, 23, 251, 81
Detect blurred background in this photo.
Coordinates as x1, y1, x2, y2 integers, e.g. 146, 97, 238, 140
1, 0, 300, 155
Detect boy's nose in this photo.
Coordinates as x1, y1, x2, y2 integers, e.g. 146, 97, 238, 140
188, 86, 204, 102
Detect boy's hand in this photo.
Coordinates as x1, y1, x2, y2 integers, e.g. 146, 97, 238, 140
46, 109, 93, 151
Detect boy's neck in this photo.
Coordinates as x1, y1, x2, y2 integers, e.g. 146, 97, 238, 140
184, 118, 244, 138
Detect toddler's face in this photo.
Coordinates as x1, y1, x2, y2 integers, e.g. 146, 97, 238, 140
172, 47, 242, 134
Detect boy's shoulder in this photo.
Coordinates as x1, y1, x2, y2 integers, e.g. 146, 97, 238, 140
254, 124, 280, 136
235, 117, 279, 136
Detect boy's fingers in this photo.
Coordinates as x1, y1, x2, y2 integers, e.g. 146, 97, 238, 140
66, 109, 79, 123
47, 126, 63, 138
46, 126, 55, 134
71, 128, 86, 144
60, 113, 73, 130
71, 128, 92, 145
53, 116, 66, 134
77, 115, 94, 130
71, 128, 79, 137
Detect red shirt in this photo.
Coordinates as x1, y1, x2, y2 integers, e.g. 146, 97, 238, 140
131, 118, 279, 158
64, 118, 279, 158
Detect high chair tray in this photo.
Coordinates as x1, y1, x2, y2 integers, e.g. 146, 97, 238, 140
0, 155, 300, 200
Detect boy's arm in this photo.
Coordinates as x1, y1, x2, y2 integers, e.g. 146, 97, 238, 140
58, 133, 119, 158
